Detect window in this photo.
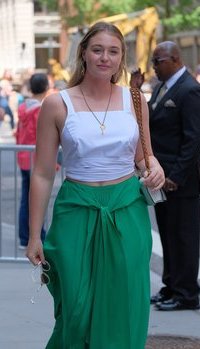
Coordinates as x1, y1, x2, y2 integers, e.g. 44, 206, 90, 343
33, 0, 58, 14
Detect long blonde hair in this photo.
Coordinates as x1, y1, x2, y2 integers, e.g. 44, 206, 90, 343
68, 21, 127, 87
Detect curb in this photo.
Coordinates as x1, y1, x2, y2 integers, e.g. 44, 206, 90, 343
146, 335, 200, 348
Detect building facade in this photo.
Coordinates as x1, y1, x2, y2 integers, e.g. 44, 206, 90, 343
0, 1, 199, 78
0, 0, 61, 76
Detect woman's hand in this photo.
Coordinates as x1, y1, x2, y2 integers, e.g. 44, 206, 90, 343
26, 238, 45, 266
141, 157, 165, 191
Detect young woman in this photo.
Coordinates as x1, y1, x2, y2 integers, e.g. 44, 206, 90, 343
26, 22, 165, 349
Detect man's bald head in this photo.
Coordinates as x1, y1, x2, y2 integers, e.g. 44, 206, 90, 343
156, 41, 182, 61
152, 41, 184, 81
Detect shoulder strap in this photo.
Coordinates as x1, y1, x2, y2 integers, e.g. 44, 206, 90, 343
122, 86, 131, 111
130, 88, 150, 174
59, 89, 75, 114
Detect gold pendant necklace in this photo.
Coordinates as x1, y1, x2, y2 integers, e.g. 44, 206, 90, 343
80, 85, 112, 135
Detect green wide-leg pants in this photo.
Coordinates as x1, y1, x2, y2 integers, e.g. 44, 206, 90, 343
43, 176, 152, 349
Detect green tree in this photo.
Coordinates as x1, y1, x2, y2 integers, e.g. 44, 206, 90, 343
38, 0, 200, 36
37, 0, 58, 11
38, 0, 137, 26
133, 0, 200, 38
164, 5, 200, 31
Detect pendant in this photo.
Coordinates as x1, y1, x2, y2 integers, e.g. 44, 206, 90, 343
100, 124, 106, 135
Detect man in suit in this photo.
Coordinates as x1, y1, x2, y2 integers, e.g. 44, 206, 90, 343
148, 41, 200, 310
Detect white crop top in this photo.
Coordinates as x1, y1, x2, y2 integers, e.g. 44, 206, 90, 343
60, 86, 139, 181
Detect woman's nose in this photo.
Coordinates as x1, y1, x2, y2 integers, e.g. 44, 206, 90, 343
100, 51, 109, 61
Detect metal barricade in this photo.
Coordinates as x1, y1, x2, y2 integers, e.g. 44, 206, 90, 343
0, 144, 64, 262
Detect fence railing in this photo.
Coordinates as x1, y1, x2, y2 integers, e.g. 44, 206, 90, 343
0, 144, 64, 262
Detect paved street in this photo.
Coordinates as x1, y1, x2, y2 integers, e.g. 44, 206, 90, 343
0, 118, 15, 144
0, 262, 200, 349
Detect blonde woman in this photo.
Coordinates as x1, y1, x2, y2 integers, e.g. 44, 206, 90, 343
27, 22, 164, 349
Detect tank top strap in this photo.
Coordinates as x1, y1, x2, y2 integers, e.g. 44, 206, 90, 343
122, 86, 132, 112
60, 89, 75, 114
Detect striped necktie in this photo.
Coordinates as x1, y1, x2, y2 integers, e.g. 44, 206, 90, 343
156, 84, 167, 103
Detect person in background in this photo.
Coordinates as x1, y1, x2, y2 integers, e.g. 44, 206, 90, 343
9, 82, 24, 127
195, 64, 200, 83
15, 73, 49, 249
0, 82, 15, 129
26, 22, 164, 349
0, 106, 5, 122
133, 41, 200, 311
150, 42, 200, 311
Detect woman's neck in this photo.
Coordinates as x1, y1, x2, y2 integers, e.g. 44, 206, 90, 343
79, 79, 113, 98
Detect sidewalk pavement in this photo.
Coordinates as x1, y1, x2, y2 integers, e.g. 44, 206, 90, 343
0, 119, 15, 144
0, 261, 200, 349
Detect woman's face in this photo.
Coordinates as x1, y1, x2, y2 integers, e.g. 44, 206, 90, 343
82, 31, 123, 81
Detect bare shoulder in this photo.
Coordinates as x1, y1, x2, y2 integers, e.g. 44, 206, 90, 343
67, 86, 79, 95
115, 84, 125, 94
40, 92, 67, 129
66, 86, 82, 104
111, 84, 125, 107
42, 92, 64, 114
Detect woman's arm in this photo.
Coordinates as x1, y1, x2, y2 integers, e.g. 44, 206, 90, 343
134, 93, 165, 190
26, 93, 65, 265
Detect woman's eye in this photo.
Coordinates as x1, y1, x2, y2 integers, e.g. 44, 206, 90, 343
110, 50, 118, 55
93, 48, 102, 53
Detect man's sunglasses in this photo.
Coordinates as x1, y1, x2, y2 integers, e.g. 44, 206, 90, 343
151, 57, 171, 66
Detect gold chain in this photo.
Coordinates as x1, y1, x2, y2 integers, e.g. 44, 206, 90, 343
79, 85, 112, 135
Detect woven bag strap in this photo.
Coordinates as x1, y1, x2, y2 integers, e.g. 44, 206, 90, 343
130, 87, 150, 174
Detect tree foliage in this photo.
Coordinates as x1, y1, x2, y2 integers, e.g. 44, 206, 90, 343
69, 0, 138, 25
163, 5, 200, 31
38, 0, 137, 25
37, 0, 58, 11
133, 0, 200, 33
38, 0, 200, 33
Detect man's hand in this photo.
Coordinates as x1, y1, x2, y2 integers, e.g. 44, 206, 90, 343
163, 177, 178, 192
130, 68, 145, 90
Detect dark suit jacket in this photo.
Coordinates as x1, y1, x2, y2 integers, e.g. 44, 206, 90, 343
149, 70, 200, 197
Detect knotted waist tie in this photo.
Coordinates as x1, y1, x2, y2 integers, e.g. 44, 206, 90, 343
51, 176, 143, 348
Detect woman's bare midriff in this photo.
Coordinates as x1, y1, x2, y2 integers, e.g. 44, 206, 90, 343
65, 172, 135, 187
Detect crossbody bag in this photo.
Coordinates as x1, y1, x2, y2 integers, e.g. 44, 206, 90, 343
130, 87, 166, 206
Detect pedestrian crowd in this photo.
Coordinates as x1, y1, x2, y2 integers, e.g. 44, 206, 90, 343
0, 68, 67, 250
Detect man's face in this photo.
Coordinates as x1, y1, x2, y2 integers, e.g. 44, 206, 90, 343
152, 47, 175, 81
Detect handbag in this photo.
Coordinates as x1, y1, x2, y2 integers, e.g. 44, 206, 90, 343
130, 87, 167, 206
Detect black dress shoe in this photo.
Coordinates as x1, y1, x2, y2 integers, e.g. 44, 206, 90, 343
150, 292, 171, 304
156, 297, 200, 311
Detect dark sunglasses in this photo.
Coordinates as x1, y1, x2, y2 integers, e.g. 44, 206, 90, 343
31, 260, 51, 304
151, 57, 171, 66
